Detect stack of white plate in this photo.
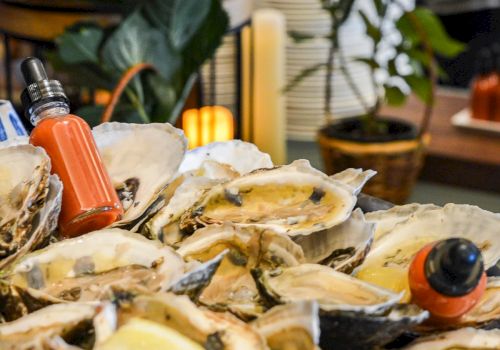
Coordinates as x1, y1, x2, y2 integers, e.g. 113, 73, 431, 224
258, 0, 377, 141
200, 0, 252, 119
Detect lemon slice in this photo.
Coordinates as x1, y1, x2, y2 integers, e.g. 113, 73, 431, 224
97, 318, 204, 350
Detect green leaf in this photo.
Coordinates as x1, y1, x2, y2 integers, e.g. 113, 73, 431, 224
395, 15, 420, 47
144, 73, 178, 123
359, 10, 381, 43
387, 57, 398, 77
288, 31, 318, 43
143, 0, 212, 50
403, 74, 432, 104
284, 63, 326, 93
384, 85, 407, 106
373, 0, 385, 17
354, 57, 380, 70
102, 11, 180, 82
56, 25, 103, 64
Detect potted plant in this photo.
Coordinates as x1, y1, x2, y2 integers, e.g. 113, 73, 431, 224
50, 0, 228, 126
286, 0, 464, 204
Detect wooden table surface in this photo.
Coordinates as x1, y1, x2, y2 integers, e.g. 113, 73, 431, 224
381, 89, 500, 193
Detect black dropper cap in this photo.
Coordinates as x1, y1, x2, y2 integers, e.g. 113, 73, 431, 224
20, 57, 69, 122
476, 48, 494, 76
425, 238, 484, 297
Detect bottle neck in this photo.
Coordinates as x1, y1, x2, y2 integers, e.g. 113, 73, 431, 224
30, 100, 70, 126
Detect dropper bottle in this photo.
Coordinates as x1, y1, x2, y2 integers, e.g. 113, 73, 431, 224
470, 48, 495, 121
21, 57, 123, 237
408, 238, 487, 322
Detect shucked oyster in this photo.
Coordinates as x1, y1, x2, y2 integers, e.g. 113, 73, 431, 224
0, 145, 63, 271
0, 229, 220, 321
0, 302, 116, 349
179, 140, 273, 175
252, 264, 428, 349
93, 122, 186, 231
178, 224, 304, 319
403, 328, 500, 350
357, 204, 500, 300
180, 159, 358, 237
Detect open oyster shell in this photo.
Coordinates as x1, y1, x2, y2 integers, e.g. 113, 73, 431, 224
252, 301, 320, 350
178, 224, 304, 319
0, 229, 221, 320
357, 204, 500, 300
179, 140, 273, 175
180, 159, 358, 237
294, 208, 375, 274
117, 292, 267, 350
330, 168, 376, 196
93, 122, 186, 231
0, 144, 51, 261
403, 328, 500, 349
0, 302, 116, 350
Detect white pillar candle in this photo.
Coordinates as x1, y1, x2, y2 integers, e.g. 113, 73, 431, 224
251, 8, 287, 165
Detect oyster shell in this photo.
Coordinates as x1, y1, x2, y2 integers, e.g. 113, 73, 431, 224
180, 159, 358, 237
0, 144, 51, 261
117, 292, 267, 350
294, 208, 375, 274
252, 263, 401, 314
178, 224, 304, 319
0, 302, 116, 350
92, 122, 186, 230
179, 140, 273, 175
403, 328, 500, 349
252, 301, 320, 350
0, 229, 218, 320
357, 204, 500, 300
330, 168, 376, 196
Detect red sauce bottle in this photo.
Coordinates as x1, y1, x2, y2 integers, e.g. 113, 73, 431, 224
471, 49, 496, 121
491, 45, 500, 122
408, 238, 487, 322
20, 57, 123, 237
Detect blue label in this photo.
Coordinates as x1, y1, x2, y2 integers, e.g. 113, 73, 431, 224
9, 113, 26, 136
0, 119, 7, 141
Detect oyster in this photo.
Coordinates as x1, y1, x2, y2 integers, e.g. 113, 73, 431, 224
0, 229, 221, 320
403, 328, 500, 350
0, 144, 51, 261
294, 208, 375, 274
179, 140, 273, 175
0, 302, 116, 349
252, 301, 320, 350
180, 159, 358, 237
144, 161, 239, 246
116, 292, 267, 349
330, 168, 376, 196
92, 122, 186, 230
178, 224, 304, 319
357, 204, 500, 300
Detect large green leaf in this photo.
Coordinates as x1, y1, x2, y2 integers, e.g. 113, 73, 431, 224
143, 0, 211, 50
101, 11, 180, 82
403, 74, 432, 104
56, 25, 103, 64
384, 84, 407, 106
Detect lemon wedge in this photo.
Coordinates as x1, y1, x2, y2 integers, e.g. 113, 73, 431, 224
97, 318, 204, 350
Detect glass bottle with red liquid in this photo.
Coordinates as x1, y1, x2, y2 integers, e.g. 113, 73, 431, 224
20, 57, 123, 237
470, 49, 496, 121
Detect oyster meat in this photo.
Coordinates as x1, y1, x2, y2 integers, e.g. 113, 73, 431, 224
93, 122, 186, 230
357, 204, 500, 300
178, 224, 304, 319
403, 328, 500, 349
179, 140, 273, 175
180, 159, 358, 236
252, 301, 320, 350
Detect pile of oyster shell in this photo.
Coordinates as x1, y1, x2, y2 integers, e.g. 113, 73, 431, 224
0, 122, 498, 350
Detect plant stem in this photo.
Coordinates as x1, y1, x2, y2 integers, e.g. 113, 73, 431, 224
324, 34, 336, 124
337, 44, 370, 113
125, 88, 150, 123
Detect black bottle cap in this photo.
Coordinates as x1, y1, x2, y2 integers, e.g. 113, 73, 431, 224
476, 48, 493, 76
425, 238, 484, 297
20, 57, 69, 121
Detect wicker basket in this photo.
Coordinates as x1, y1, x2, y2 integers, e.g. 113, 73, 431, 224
318, 131, 431, 204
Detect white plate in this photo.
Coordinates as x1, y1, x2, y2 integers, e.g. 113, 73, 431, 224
451, 108, 500, 135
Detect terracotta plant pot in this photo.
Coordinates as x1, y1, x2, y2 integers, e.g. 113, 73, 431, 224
318, 117, 430, 204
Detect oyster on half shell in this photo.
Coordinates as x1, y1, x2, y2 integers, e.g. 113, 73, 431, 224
180, 159, 358, 237
403, 328, 500, 350
93, 123, 186, 231
357, 204, 500, 300
178, 224, 304, 319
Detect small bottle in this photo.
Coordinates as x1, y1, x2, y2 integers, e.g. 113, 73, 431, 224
20, 57, 123, 237
408, 238, 487, 322
470, 49, 496, 121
